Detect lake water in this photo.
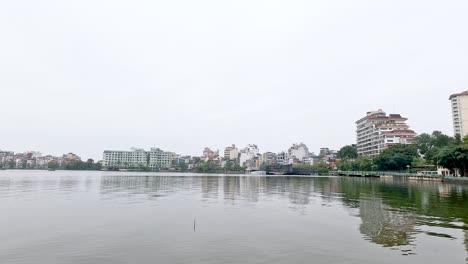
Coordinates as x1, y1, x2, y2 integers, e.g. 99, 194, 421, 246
1, 170, 468, 264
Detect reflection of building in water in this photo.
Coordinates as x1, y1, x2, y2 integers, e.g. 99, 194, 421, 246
99, 175, 319, 207
223, 176, 241, 202
100, 176, 199, 199
222, 176, 316, 205
239, 176, 266, 202
201, 176, 219, 199
287, 178, 314, 205
359, 198, 416, 247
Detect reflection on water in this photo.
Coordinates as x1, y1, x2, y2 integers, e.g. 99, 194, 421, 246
98, 174, 468, 250
1, 171, 468, 264
359, 198, 416, 248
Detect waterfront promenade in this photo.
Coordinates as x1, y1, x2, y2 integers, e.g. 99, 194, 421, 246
332, 171, 468, 183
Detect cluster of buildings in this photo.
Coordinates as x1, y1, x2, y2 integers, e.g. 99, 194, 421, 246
4, 91, 464, 173
102, 143, 339, 172
0, 151, 82, 169
350, 90, 468, 176
353, 90, 468, 159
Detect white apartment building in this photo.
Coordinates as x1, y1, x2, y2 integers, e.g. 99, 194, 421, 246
148, 148, 175, 169
103, 148, 147, 168
449, 91, 468, 136
239, 144, 260, 169
356, 110, 417, 157
288, 143, 310, 162
276, 151, 290, 165
103, 147, 175, 169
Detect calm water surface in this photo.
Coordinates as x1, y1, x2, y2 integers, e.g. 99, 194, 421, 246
1, 170, 468, 264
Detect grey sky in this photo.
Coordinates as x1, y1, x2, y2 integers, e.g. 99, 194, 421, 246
1, 0, 467, 160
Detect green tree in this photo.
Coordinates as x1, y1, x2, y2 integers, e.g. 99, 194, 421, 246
64, 159, 102, 171
196, 160, 222, 173
415, 131, 455, 163
178, 162, 188, 172
436, 145, 468, 176
224, 160, 234, 172
337, 160, 353, 171
336, 157, 372, 171
94, 162, 103, 170
312, 162, 331, 175
48, 160, 59, 170
357, 157, 373, 171
374, 144, 419, 171
337, 145, 358, 159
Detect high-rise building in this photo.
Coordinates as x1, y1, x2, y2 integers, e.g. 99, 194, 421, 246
356, 109, 417, 157
449, 91, 468, 137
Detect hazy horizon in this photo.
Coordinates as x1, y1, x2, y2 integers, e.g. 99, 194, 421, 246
1, 0, 466, 160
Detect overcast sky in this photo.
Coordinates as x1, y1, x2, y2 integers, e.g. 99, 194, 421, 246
1, 0, 467, 160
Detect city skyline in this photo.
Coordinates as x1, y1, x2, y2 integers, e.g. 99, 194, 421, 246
0, 103, 455, 161
1, 0, 465, 160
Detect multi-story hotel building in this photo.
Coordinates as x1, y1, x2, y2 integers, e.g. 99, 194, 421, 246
103, 147, 175, 169
449, 91, 468, 137
356, 110, 417, 157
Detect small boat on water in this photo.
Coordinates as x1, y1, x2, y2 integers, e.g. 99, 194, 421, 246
48, 168, 56, 171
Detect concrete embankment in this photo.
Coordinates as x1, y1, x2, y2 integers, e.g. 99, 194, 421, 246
334, 171, 468, 184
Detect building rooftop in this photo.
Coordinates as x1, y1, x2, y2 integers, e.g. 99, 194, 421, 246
356, 110, 409, 124
449, 91, 468, 100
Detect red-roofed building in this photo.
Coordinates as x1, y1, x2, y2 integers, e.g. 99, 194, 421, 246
356, 109, 417, 157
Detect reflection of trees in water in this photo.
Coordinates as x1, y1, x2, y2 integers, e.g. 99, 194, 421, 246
100, 176, 200, 199
98, 176, 337, 207
359, 198, 416, 247
99, 174, 468, 254
330, 177, 468, 255
310, 177, 364, 208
